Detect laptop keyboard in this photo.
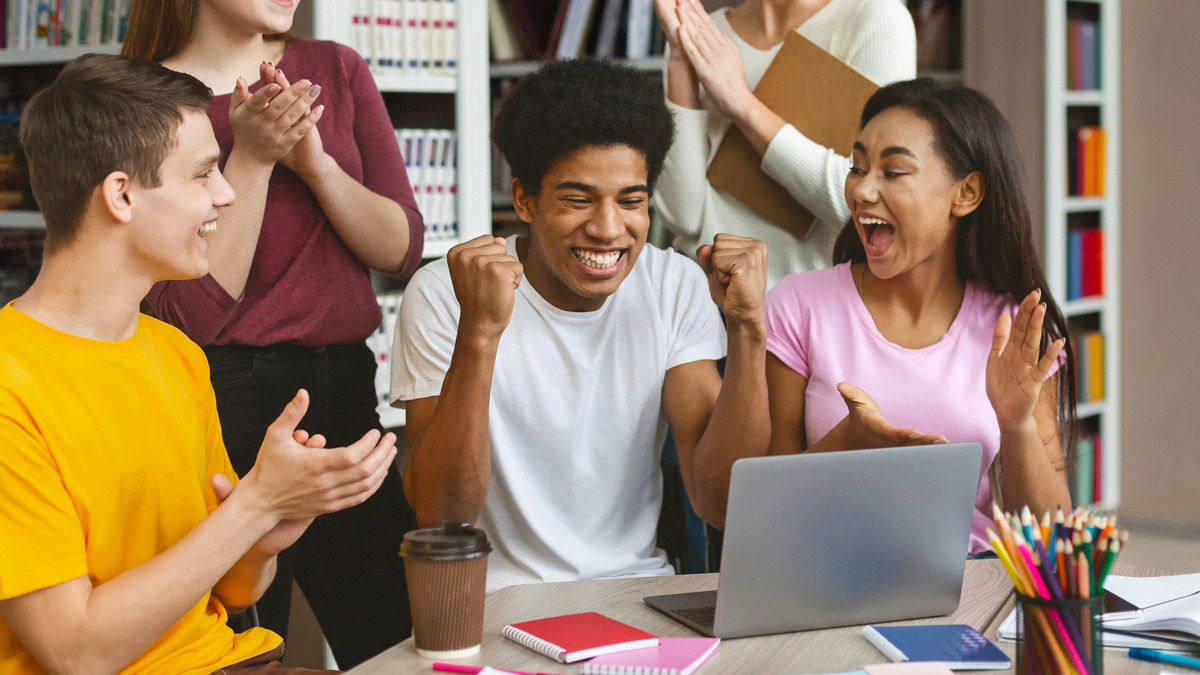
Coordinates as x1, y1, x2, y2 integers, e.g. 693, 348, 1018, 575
672, 605, 717, 629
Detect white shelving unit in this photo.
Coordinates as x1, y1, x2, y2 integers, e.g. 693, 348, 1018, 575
1043, 0, 1120, 510
309, 0, 491, 259
0, 42, 122, 65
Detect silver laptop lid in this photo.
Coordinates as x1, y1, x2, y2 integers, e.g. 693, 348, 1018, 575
713, 443, 983, 638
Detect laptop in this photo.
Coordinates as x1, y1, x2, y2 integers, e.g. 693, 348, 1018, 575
645, 443, 983, 639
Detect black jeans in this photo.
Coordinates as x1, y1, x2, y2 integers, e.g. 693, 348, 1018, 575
204, 342, 415, 669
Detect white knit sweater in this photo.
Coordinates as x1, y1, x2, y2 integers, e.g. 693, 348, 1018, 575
655, 0, 917, 288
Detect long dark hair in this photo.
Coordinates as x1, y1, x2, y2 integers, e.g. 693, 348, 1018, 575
834, 78, 1078, 488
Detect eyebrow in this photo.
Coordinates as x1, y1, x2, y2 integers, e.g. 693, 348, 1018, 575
853, 142, 918, 161
192, 153, 222, 173
556, 181, 648, 195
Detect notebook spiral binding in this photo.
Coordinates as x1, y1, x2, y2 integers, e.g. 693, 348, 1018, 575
583, 662, 681, 667
502, 625, 567, 662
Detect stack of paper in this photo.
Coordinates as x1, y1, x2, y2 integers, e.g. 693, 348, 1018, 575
999, 574, 1200, 653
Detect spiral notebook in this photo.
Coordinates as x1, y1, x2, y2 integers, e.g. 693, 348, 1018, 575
862, 625, 1011, 670
502, 612, 659, 663
581, 637, 720, 675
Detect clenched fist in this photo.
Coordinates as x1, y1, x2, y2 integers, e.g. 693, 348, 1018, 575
448, 236, 524, 342
697, 233, 768, 325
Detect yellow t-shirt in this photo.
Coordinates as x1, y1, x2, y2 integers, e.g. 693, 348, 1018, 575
0, 302, 281, 674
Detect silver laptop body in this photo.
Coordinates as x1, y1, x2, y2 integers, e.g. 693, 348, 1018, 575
646, 443, 983, 639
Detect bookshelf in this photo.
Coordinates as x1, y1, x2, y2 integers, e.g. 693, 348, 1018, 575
1042, 0, 1120, 510
0, 42, 122, 65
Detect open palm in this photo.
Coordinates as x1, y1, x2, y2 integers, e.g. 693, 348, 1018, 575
986, 290, 1066, 431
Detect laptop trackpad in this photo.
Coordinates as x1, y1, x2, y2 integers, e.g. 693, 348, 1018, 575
644, 591, 718, 636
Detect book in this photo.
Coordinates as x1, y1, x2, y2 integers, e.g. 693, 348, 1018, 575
581, 637, 719, 675
489, 0, 527, 60
706, 32, 878, 241
861, 625, 1011, 670
503, 612, 659, 664
555, 0, 598, 59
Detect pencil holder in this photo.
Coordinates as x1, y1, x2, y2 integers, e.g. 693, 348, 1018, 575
1015, 592, 1103, 675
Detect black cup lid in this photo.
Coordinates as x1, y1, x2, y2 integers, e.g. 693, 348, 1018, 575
400, 522, 492, 560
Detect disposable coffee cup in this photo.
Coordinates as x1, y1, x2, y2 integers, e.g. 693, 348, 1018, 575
401, 522, 492, 659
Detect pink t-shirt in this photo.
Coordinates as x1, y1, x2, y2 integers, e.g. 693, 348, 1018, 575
764, 262, 1054, 554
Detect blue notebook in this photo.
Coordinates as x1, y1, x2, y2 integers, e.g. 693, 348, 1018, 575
862, 625, 1011, 670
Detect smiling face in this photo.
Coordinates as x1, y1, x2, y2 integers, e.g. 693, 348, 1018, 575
845, 106, 982, 281
514, 144, 651, 312
201, 0, 298, 36
128, 111, 234, 281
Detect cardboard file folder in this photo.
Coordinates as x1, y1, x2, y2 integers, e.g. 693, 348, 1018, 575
706, 33, 878, 240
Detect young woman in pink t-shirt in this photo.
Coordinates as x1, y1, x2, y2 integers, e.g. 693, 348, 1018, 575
764, 79, 1076, 554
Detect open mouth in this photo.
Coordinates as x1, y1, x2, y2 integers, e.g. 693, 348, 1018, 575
198, 221, 218, 237
572, 247, 624, 271
859, 215, 895, 253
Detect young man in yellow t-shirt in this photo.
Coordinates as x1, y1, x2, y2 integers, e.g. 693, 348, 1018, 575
0, 55, 398, 675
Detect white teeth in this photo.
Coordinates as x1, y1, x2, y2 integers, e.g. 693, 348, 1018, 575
573, 248, 620, 269
199, 222, 217, 234
859, 217, 888, 226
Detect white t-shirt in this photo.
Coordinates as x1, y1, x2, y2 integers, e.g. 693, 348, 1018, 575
391, 237, 727, 592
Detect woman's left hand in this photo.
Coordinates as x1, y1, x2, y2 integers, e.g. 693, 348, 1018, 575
260, 62, 330, 182
674, 0, 752, 120
986, 289, 1066, 433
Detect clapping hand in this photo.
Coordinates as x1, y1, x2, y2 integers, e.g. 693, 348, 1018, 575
257, 61, 328, 180
835, 382, 948, 450
986, 290, 1066, 433
227, 61, 322, 169
673, 0, 752, 119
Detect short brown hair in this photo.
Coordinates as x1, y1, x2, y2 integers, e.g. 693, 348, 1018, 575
19, 53, 212, 253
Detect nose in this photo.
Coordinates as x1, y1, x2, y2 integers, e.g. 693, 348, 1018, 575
585, 198, 623, 241
849, 167, 880, 207
212, 167, 236, 208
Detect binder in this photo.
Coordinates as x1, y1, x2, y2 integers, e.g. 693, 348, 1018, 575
706, 32, 878, 240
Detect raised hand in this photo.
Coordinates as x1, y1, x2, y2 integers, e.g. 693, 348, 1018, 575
835, 382, 947, 450
652, 0, 684, 53
674, 0, 751, 119
447, 236, 524, 342
237, 389, 397, 525
259, 61, 328, 180
227, 63, 323, 169
696, 233, 767, 324
986, 289, 1066, 432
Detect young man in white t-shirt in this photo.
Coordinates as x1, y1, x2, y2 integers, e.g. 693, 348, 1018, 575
391, 59, 771, 592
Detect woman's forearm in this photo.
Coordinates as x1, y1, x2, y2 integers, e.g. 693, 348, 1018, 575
204, 149, 276, 298
301, 156, 413, 273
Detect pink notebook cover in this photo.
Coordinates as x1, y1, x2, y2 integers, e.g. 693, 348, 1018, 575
580, 637, 721, 675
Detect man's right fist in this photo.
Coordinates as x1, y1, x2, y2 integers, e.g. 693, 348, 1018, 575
448, 235, 524, 341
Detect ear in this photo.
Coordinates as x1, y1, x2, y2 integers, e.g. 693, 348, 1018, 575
100, 171, 134, 224
511, 177, 536, 225
951, 171, 984, 218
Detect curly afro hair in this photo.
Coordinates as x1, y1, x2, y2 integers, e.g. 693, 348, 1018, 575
492, 58, 675, 196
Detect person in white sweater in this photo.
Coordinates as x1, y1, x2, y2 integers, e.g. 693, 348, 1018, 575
654, 0, 916, 287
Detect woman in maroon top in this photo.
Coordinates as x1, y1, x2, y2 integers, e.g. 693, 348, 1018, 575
123, 1, 423, 667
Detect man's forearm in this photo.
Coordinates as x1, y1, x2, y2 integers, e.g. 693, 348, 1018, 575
212, 545, 277, 615
691, 319, 770, 524
303, 158, 412, 273
205, 150, 274, 299
406, 334, 500, 528
2, 491, 278, 675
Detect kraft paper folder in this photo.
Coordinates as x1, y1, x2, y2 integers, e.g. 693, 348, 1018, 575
706, 33, 878, 240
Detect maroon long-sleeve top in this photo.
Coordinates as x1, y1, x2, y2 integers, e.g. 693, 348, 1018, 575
148, 39, 424, 347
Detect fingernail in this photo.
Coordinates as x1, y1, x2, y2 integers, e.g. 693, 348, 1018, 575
935, 438, 950, 444
309, 84, 321, 99
908, 432, 922, 440
314, 104, 325, 116
267, 84, 281, 95
297, 80, 312, 92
